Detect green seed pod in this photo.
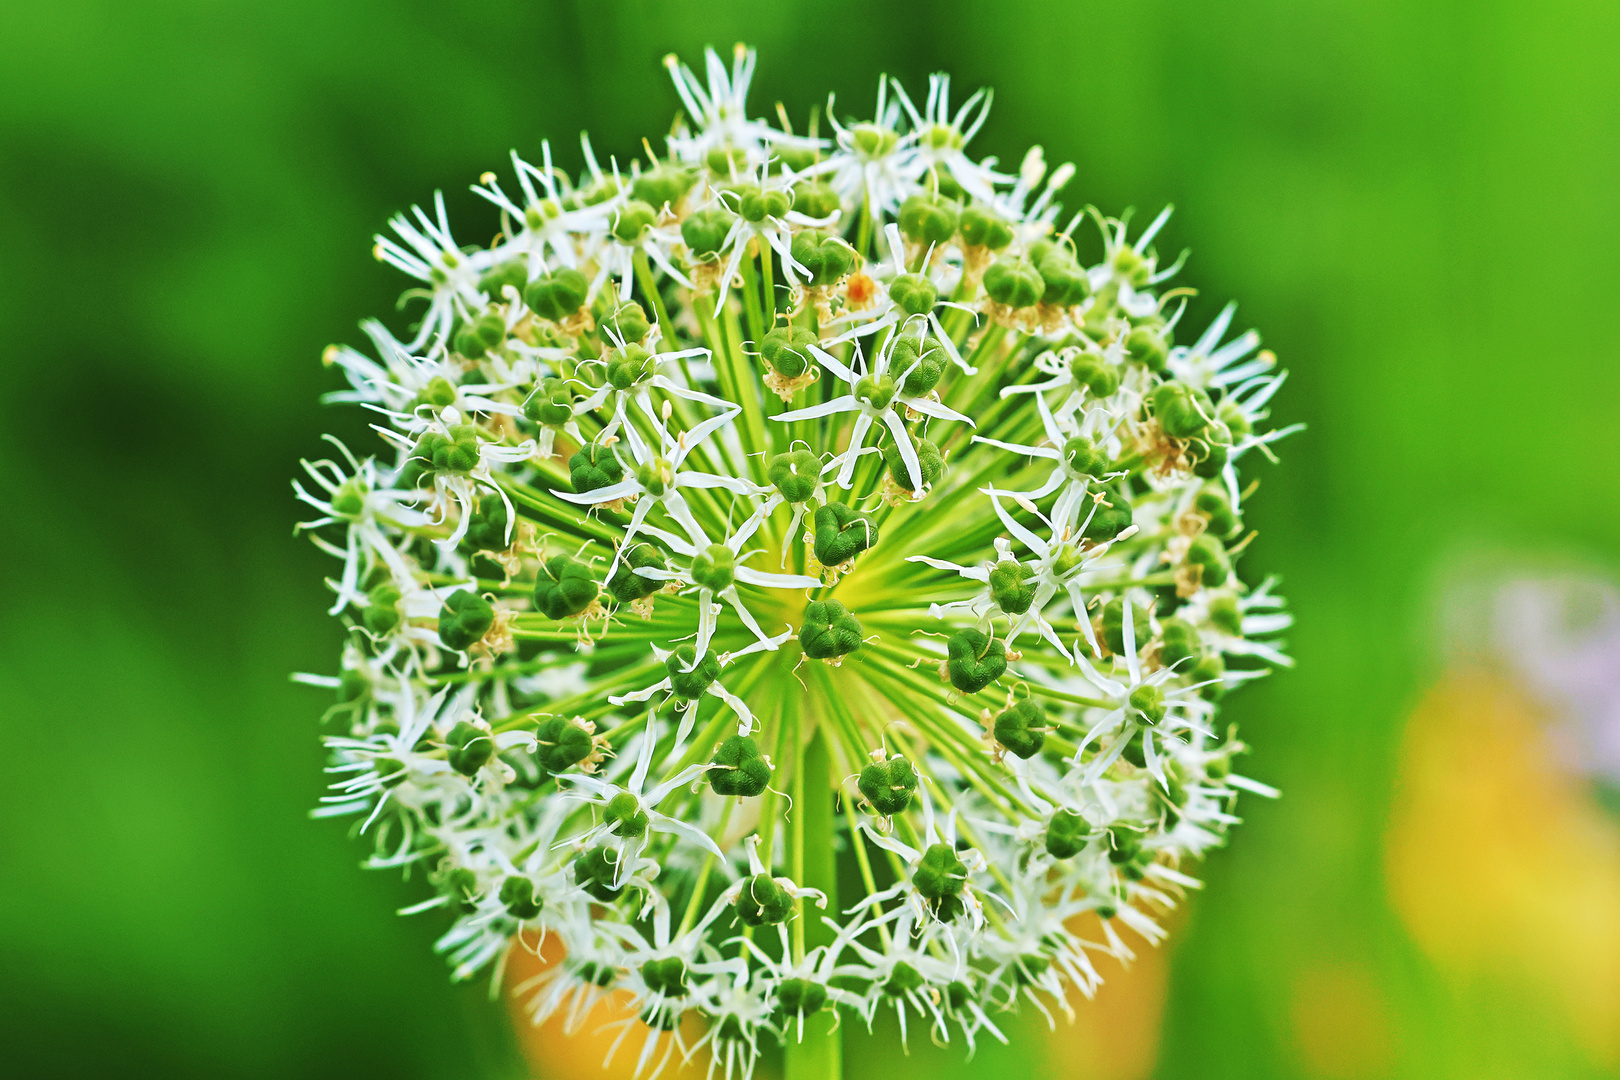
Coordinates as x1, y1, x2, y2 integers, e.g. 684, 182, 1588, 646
982, 257, 1046, 309
1112, 245, 1152, 287
959, 205, 1014, 250
535, 715, 596, 774
709, 735, 772, 798
733, 184, 794, 223
759, 326, 818, 378
1184, 535, 1231, 585
1159, 617, 1202, 669
898, 192, 961, 246
1101, 598, 1151, 657
605, 791, 650, 838
854, 374, 897, 411
1129, 683, 1166, 725
851, 123, 898, 158
445, 867, 481, 912
1061, 435, 1108, 478
767, 448, 821, 502
1045, 808, 1090, 859
1068, 352, 1121, 398
883, 962, 926, 996
477, 260, 527, 301
600, 301, 651, 345
945, 629, 1006, 693
1126, 326, 1170, 371
631, 165, 695, 211
636, 456, 675, 496
705, 145, 748, 175
1151, 381, 1214, 439
462, 496, 510, 553
858, 755, 918, 815
799, 599, 863, 660
812, 503, 877, 566
568, 443, 624, 494
690, 543, 736, 592
890, 334, 946, 395
605, 542, 667, 603
577, 960, 618, 987
666, 646, 722, 700
1034, 248, 1090, 307
331, 476, 369, 518
1106, 826, 1142, 864
524, 377, 575, 426
445, 720, 493, 776
415, 375, 458, 411
883, 436, 945, 493
575, 846, 624, 902
924, 164, 965, 200
913, 843, 968, 900
640, 956, 688, 997
1207, 592, 1242, 636
735, 873, 793, 925
1190, 421, 1233, 479
1194, 485, 1238, 537
1082, 486, 1133, 541
500, 875, 544, 920
611, 199, 659, 243
681, 207, 736, 261
438, 589, 494, 651
775, 978, 827, 1015
362, 583, 403, 636
524, 268, 590, 322
993, 700, 1049, 759
534, 556, 598, 619
1218, 399, 1252, 440
790, 230, 856, 286
988, 559, 1036, 615
771, 144, 819, 172
1191, 654, 1226, 701
888, 273, 938, 317
420, 424, 481, 473
792, 181, 840, 220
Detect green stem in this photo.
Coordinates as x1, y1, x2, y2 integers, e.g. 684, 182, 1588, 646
783, 723, 841, 1080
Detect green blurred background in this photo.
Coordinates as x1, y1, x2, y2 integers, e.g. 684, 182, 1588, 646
2, 1, 1617, 1077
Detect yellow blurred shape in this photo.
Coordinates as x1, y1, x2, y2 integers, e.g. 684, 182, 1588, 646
1039, 912, 1172, 1080
1289, 962, 1395, 1079
1385, 674, 1620, 1064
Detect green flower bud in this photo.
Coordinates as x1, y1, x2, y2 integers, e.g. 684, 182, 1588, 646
635, 457, 675, 497
771, 144, 819, 173
1067, 352, 1120, 399
631, 165, 695, 211
982, 257, 1046, 309
775, 978, 827, 1015
666, 646, 721, 700
462, 496, 510, 553
478, 260, 527, 301
945, 629, 1006, 694
362, 583, 402, 636
1112, 245, 1151, 286
1061, 435, 1108, 478
799, 599, 863, 660
709, 735, 772, 798
577, 960, 618, 987
1190, 421, 1233, 479
1184, 535, 1231, 585
1218, 400, 1252, 440
888, 273, 938, 316
1106, 826, 1142, 864
925, 165, 965, 201
445, 867, 481, 912
890, 334, 946, 395
858, 754, 918, 815
524, 268, 590, 322
1151, 381, 1214, 439
1032, 245, 1090, 307
993, 700, 1049, 759
812, 503, 877, 566
640, 956, 688, 996
535, 715, 595, 774
1101, 598, 1151, 657
913, 843, 968, 900
568, 443, 624, 494
417, 424, 482, 473
454, 313, 506, 359
732, 184, 794, 222
446, 720, 493, 776
438, 589, 494, 650
606, 542, 667, 603
1082, 485, 1133, 541
883, 962, 926, 996
605, 791, 650, 838
735, 873, 793, 925
883, 436, 945, 493
705, 146, 748, 176
611, 199, 659, 243
792, 181, 840, 219
681, 207, 736, 261
534, 555, 597, 619
1159, 617, 1202, 669
1207, 592, 1242, 636
691, 544, 736, 592
1129, 683, 1166, 725
600, 300, 651, 345
959, 205, 1014, 250
1191, 654, 1226, 701
1045, 808, 1090, 859
524, 377, 574, 426
790, 230, 856, 286
1126, 326, 1170, 371
854, 374, 897, 411
500, 875, 544, 920
415, 375, 458, 411
899, 193, 960, 246
575, 846, 624, 902
767, 448, 821, 502
1194, 485, 1238, 537
988, 560, 1036, 615
851, 123, 898, 159
759, 326, 818, 378
331, 476, 369, 518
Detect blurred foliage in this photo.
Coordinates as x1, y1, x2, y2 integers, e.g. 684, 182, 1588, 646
1, 0, 1616, 1077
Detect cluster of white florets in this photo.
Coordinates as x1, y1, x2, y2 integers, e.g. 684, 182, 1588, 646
295, 45, 1297, 1078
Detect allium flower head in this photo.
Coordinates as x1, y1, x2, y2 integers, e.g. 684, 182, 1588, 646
297, 44, 1297, 1077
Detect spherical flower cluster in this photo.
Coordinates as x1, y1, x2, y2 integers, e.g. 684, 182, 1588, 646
295, 45, 1298, 1077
